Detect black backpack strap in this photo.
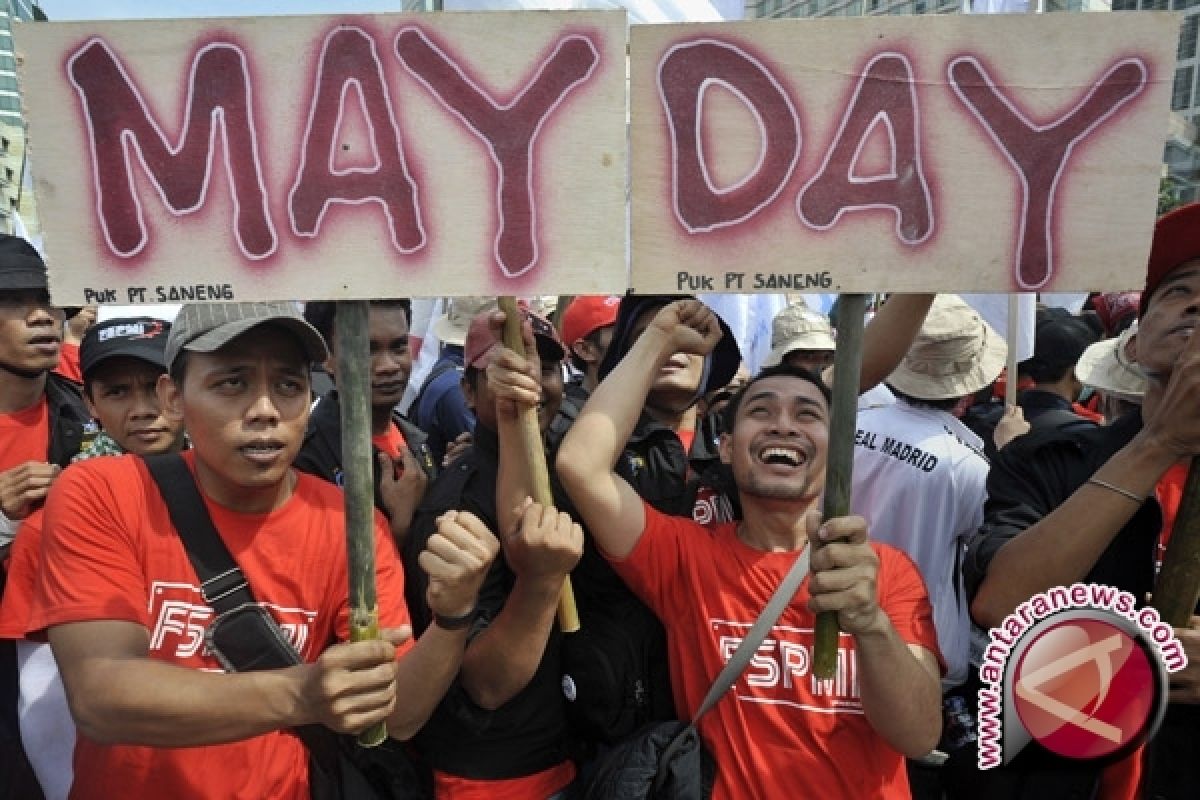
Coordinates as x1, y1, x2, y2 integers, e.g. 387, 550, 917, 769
142, 454, 254, 615
410, 358, 461, 423
141, 454, 344, 773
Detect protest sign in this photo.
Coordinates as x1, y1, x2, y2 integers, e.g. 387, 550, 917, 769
16, 11, 628, 304
630, 13, 1180, 294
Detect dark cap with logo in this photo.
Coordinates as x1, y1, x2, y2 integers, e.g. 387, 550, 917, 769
81, 317, 172, 381
0, 234, 49, 292
165, 302, 329, 370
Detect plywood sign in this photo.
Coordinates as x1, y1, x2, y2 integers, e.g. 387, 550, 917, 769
17, 12, 628, 303
630, 13, 1180, 294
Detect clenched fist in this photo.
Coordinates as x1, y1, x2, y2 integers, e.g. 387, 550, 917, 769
418, 511, 500, 620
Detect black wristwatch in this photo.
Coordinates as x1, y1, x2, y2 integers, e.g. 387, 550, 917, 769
433, 606, 477, 631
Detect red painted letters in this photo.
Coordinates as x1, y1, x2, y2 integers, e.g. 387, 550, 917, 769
394, 27, 600, 278
948, 56, 1147, 288
658, 39, 801, 233
68, 38, 276, 260
798, 53, 933, 245
289, 26, 425, 253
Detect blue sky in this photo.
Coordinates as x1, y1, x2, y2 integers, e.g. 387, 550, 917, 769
36, 1, 421, 21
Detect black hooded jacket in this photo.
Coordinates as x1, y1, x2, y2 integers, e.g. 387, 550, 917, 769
294, 389, 436, 518
45, 372, 90, 467
551, 295, 743, 748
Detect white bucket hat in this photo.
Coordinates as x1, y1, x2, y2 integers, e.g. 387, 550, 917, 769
886, 294, 1007, 400
763, 303, 836, 368
1076, 324, 1144, 403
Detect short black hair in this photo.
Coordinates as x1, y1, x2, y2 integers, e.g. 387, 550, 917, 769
1018, 307, 1099, 385
722, 363, 832, 433
886, 384, 961, 412
303, 299, 412, 345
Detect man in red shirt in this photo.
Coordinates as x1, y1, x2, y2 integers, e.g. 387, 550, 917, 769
31, 302, 499, 800
554, 299, 943, 799
0, 234, 89, 799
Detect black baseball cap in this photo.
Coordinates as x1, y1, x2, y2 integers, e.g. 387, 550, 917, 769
81, 317, 171, 381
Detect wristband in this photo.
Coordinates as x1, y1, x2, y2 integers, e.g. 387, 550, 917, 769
433, 606, 477, 631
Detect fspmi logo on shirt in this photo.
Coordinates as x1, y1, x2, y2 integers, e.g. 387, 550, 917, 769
712, 619, 863, 714
148, 581, 318, 664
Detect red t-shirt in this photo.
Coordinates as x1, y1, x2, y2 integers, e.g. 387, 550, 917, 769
0, 396, 49, 470
372, 422, 408, 462
32, 452, 413, 800
54, 342, 83, 384
1155, 461, 1189, 572
0, 506, 44, 640
608, 503, 941, 800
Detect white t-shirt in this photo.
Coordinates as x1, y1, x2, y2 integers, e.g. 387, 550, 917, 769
850, 399, 988, 689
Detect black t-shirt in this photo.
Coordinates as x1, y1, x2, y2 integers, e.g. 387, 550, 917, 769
403, 426, 572, 781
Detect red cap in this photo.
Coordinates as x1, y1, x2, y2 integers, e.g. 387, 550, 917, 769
560, 295, 620, 347
1090, 292, 1140, 337
463, 307, 565, 369
1142, 203, 1200, 315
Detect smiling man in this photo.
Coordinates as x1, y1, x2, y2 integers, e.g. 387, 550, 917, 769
555, 299, 943, 799
29, 302, 498, 800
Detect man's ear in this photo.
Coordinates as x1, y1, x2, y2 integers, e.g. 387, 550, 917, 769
718, 431, 733, 466
157, 373, 184, 424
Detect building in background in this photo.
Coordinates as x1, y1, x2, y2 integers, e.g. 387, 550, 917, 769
1, 1, 41, 238
746, 0, 1200, 205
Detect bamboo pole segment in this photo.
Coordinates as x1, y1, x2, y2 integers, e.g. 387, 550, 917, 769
1154, 461, 1200, 627
813, 293, 868, 681
335, 301, 388, 747
1006, 295, 1020, 408
497, 296, 581, 633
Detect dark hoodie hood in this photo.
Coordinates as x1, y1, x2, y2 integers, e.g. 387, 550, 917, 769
598, 294, 742, 408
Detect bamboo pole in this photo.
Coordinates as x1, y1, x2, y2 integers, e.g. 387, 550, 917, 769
1154, 461, 1200, 627
1006, 295, 1020, 408
813, 293, 867, 680
335, 301, 387, 747
497, 296, 581, 632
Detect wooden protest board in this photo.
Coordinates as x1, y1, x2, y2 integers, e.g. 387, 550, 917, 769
630, 13, 1180, 295
16, 12, 628, 304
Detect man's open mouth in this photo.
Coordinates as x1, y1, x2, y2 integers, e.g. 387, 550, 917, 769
759, 446, 804, 467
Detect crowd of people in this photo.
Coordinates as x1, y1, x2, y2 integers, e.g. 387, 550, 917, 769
0, 201, 1196, 799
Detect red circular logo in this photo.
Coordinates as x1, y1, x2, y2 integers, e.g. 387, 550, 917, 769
1012, 617, 1156, 760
